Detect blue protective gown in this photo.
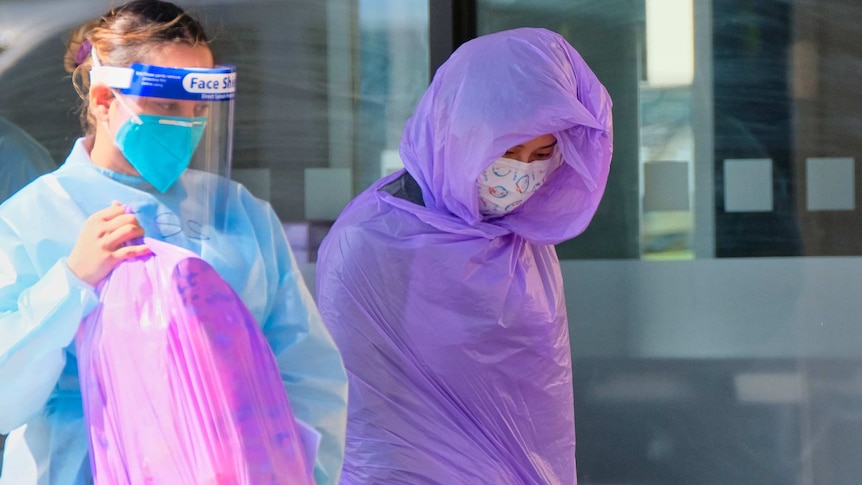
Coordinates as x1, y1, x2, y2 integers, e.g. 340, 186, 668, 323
0, 138, 348, 485
0, 115, 56, 203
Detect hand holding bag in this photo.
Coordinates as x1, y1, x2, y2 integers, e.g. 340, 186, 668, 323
76, 237, 314, 485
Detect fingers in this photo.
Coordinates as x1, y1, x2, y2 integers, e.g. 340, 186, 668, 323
101, 213, 143, 235
93, 202, 146, 249
101, 219, 147, 252
114, 243, 152, 262
93, 201, 127, 221
69, 203, 151, 286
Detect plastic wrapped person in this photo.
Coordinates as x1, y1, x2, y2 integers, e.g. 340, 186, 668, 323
0, 1, 347, 484
316, 27, 613, 484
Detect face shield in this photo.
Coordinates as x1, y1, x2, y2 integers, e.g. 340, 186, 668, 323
90, 58, 237, 231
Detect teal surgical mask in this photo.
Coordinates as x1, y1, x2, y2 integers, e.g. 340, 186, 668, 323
114, 114, 206, 192
111, 93, 206, 193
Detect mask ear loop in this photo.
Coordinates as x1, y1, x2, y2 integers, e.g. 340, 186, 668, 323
550, 144, 565, 171
111, 91, 144, 126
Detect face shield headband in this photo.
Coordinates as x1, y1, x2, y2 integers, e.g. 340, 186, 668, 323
90, 54, 236, 192
89, 59, 236, 102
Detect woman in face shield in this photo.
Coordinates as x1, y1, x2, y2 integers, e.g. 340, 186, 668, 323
0, 1, 347, 484
315, 28, 613, 484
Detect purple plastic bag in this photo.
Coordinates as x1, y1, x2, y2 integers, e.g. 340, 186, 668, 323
75, 237, 314, 485
317, 28, 613, 484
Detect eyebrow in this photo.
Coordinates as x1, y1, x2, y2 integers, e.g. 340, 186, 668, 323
513, 140, 558, 149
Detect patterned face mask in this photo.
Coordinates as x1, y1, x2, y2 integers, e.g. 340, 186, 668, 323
476, 150, 560, 216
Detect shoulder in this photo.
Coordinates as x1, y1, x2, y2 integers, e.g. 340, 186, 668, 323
187, 170, 285, 241
317, 193, 396, 269
0, 171, 56, 213
181, 170, 270, 214
0, 119, 54, 168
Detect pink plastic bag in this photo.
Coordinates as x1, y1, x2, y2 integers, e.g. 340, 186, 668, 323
75, 237, 314, 485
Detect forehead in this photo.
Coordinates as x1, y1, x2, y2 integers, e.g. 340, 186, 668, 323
142, 43, 214, 69
515, 134, 557, 150
532, 134, 557, 147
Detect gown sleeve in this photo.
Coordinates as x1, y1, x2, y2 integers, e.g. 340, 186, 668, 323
253, 203, 349, 485
0, 220, 98, 432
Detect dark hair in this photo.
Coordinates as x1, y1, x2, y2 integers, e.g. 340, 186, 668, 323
64, 0, 209, 134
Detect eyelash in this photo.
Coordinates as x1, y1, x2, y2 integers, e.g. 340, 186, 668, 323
151, 103, 208, 117
503, 149, 555, 159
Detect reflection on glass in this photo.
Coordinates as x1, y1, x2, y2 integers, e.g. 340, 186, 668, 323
639, 85, 695, 260
356, 0, 429, 189
642, 0, 696, 260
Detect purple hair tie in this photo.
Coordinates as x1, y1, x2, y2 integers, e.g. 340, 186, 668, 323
75, 39, 92, 67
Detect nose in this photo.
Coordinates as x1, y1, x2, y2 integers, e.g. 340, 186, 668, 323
506, 151, 531, 163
